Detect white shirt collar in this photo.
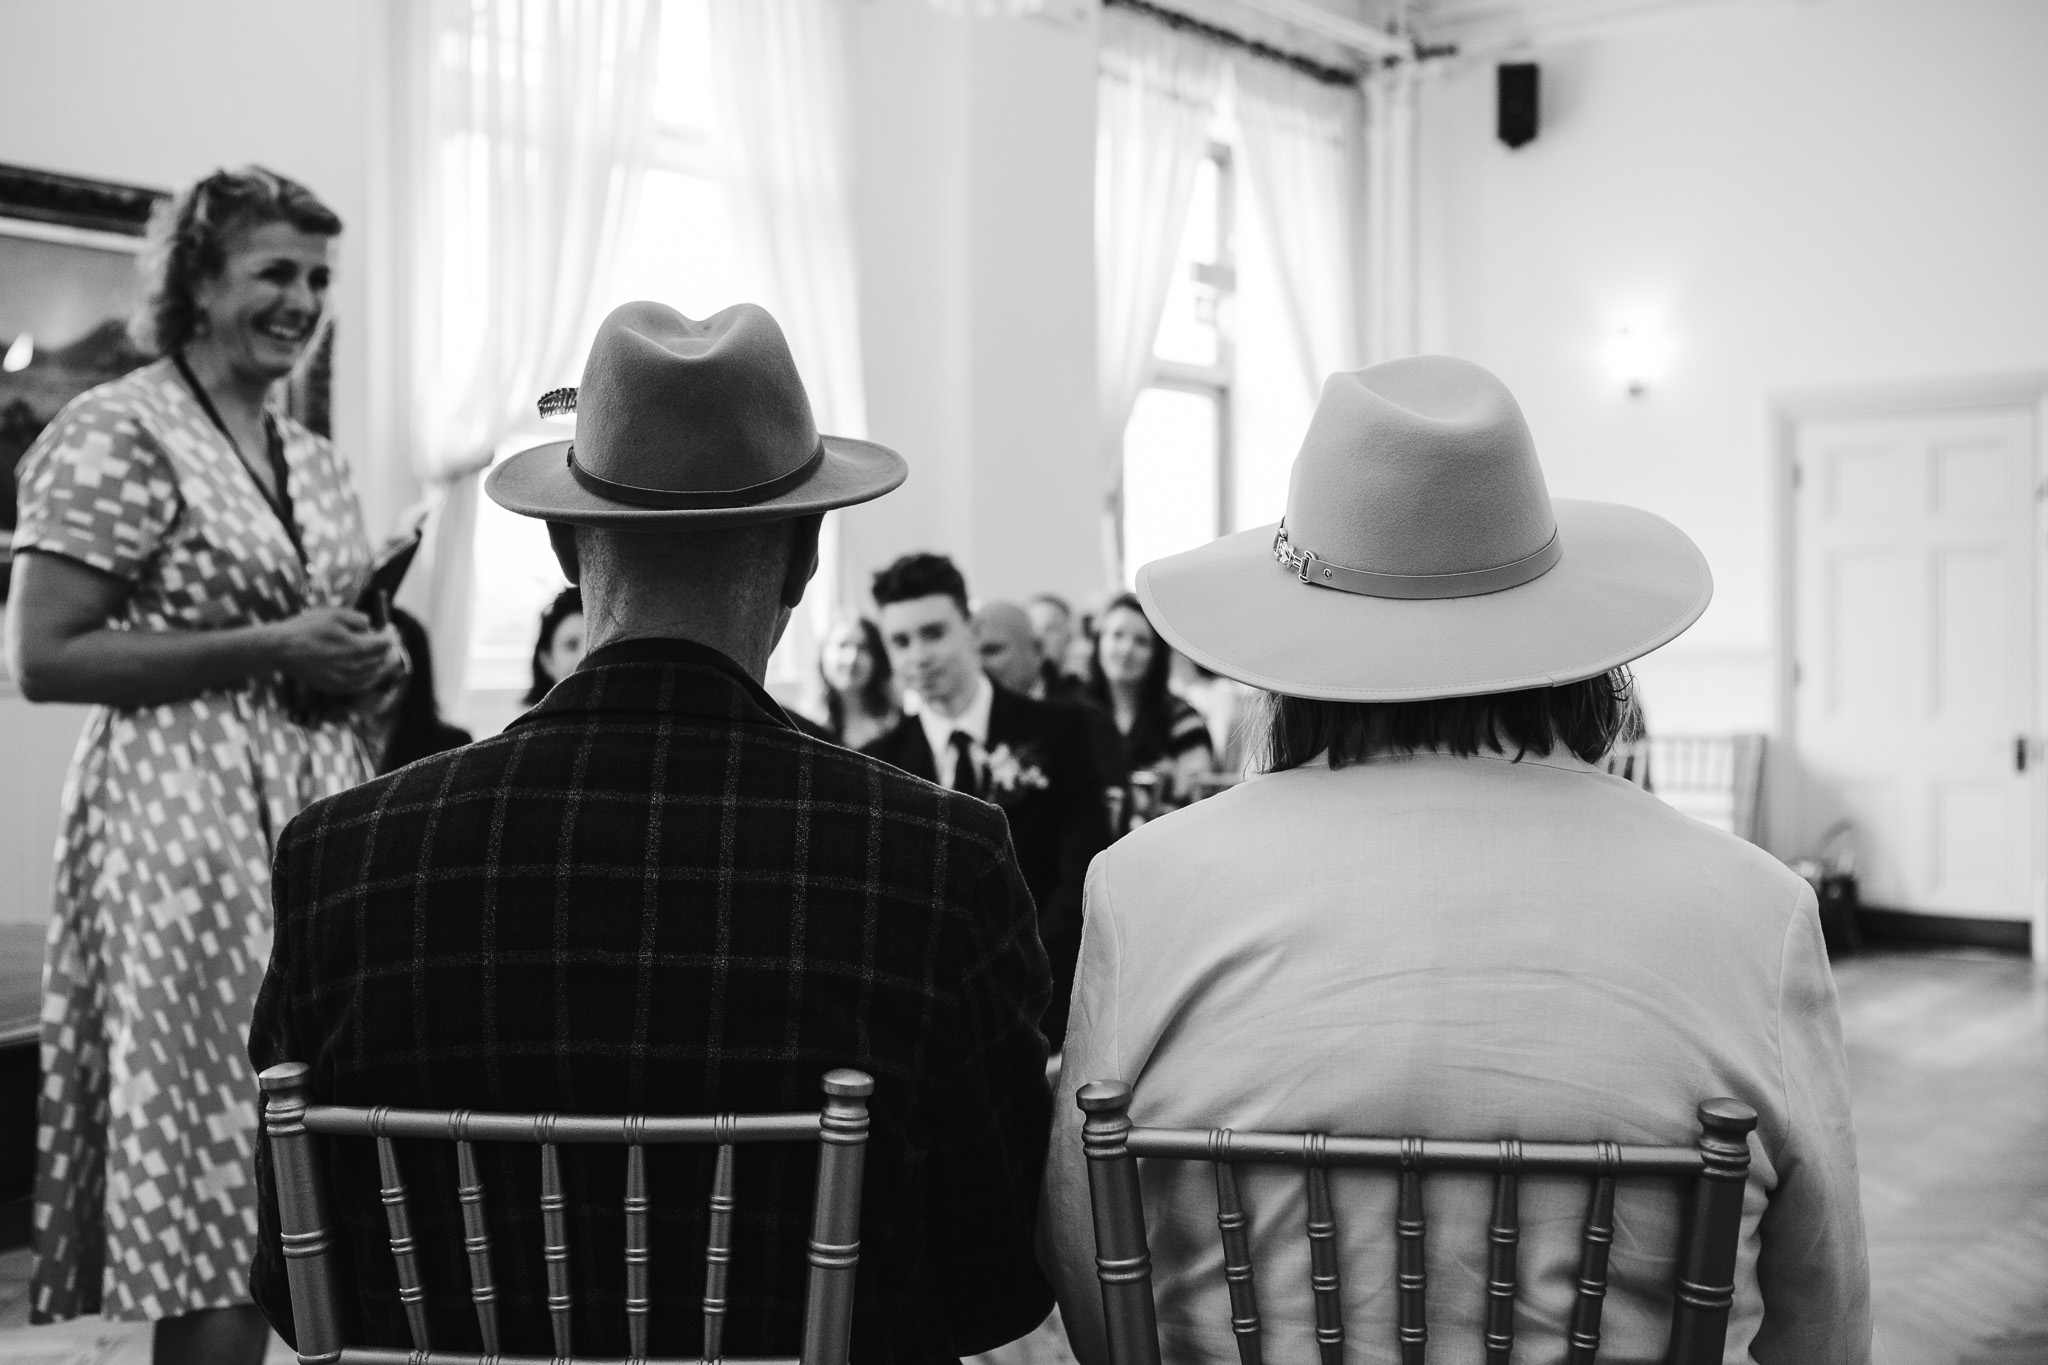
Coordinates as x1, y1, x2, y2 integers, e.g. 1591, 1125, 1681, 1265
917, 672, 996, 788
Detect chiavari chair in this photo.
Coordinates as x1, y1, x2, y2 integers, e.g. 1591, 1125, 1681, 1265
1076, 1080, 1757, 1365
259, 1063, 872, 1365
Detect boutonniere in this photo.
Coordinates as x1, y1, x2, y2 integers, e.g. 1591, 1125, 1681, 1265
985, 743, 1050, 803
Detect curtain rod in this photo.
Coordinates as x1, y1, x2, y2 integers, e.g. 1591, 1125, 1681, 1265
1103, 0, 1365, 86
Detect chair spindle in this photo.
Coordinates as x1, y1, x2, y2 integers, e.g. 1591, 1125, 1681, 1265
258, 1064, 345, 1365
1302, 1139, 1344, 1365
1565, 1144, 1619, 1364
1483, 1141, 1521, 1362
1209, 1132, 1264, 1365
1078, 1082, 1163, 1365
801, 1070, 873, 1365
453, 1132, 501, 1354
1666, 1100, 1758, 1365
373, 1129, 431, 1351
625, 1118, 652, 1361
1396, 1139, 1427, 1364
537, 1130, 573, 1359
704, 1129, 737, 1364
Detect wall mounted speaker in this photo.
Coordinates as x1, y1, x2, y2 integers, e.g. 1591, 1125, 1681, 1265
1498, 63, 1539, 149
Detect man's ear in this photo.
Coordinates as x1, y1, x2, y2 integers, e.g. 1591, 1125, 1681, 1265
547, 522, 581, 586
780, 514, 824, 610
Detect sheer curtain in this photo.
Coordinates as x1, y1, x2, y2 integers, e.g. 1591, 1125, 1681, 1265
1095, 6, 1226, 585
402, 0, 664, 703
1235, 62, 1362, 403
707, 0, 868, 676
1362, 63, 1420, 363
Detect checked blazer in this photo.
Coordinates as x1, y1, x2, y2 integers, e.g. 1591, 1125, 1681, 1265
860, 685, 1109, 1046
248, 638, 1056, 1365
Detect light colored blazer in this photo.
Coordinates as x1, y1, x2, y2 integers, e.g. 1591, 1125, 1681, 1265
1041, 749, 1872, 1365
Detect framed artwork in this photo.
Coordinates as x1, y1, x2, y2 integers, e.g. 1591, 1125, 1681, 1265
0, 162, 335, 600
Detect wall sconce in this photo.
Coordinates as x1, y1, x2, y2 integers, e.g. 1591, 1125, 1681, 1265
1603, 316, 1670, 398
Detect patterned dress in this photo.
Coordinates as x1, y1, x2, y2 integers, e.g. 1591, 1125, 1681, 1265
13, 358, 376, 1322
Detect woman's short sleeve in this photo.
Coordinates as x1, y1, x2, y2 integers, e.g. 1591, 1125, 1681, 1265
13, 395, 179, 582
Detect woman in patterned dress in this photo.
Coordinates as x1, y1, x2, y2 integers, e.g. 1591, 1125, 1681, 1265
3, 168, 400, 1365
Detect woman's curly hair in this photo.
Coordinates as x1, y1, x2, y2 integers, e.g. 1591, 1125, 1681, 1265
129, 165, 342, 357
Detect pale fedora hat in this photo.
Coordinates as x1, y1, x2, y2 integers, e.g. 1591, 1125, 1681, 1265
1136, 356, 1711, 701
488, 300, 906, 527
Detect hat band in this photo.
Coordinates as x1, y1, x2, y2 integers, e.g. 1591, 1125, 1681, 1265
1272, 522, 1563, 600
565, 442, 826, 511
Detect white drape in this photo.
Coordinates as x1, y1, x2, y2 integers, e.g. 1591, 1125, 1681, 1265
1095, 7, 1226, 586
402, 0, 664, 701
1234, 62, 1362, 402
707, 0, 869, 676
1362, 64, 1420, 363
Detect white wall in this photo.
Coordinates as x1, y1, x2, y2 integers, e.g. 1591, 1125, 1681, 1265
1415, 0, 2048, 739
842, 0, 1102, 609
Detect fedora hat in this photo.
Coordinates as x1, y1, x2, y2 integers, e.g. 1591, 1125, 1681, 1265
1136, 355, 1711, 701
487, 301, 906, 527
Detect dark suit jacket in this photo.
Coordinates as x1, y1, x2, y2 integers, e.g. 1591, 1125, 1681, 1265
249, 638, 1055, 1365
860, 684, 1109, 1044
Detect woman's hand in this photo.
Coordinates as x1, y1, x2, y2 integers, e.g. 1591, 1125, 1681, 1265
266, 607, 393, 696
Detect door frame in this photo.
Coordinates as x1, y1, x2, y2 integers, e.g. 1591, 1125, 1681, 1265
1770, 370, 2048, 963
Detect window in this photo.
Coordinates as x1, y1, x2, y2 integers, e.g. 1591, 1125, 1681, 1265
1120, 144, 1236, 588
464, 0, 739, 696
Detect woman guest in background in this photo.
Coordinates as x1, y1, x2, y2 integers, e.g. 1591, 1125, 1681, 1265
1043, 358, 1872, 1364
373, 607, 472, 774
814, 609, 899, 749
2, 167, 401, 1365
522, 585, 585, 705
1084, 593, 1213, 792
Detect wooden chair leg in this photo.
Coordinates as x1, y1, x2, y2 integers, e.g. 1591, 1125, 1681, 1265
802, 1069, 872, 1365
1666, 1099, 1758, 1365
258, 1063, 345, 1365
1079, 1082, 1163, 1365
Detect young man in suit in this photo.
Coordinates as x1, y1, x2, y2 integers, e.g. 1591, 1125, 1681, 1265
247, 303, 1056, 1364
863, 555, 1111, 1046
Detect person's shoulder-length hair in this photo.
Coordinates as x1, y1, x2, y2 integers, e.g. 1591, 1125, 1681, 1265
1085, 593, 1177, 754
819, 613, 894, 732
1255, 667, 1641, 773
130, 165, 343, 357
524, 587, 584, 706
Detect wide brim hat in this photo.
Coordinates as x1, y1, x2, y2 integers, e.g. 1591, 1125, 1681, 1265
1136, 356, 1711, 701
488, 300, 906, 527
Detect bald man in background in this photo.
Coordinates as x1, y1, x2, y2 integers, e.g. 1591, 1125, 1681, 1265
975, 600, 1128, 811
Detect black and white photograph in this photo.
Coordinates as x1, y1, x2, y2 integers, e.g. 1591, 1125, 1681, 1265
0, 1, 2042, 1362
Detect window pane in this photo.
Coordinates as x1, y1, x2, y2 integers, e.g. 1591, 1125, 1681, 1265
608, 168, 740, 320
468, 441, 572, 693
1152, 156, 1225, 368
1122, 386, 1221, 587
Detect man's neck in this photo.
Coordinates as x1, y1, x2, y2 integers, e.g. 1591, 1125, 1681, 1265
584, 612, 785, 684
923, 671, 984, 723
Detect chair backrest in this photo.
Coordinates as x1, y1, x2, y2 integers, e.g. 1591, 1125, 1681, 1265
259, 1063, 872, 1365
1075, 1082, 1758, 1365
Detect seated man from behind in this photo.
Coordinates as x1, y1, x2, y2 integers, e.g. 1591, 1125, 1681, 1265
250, 302, 1055, 1364
864, 558, 1110, 1048
1043, 357, 1872, 1364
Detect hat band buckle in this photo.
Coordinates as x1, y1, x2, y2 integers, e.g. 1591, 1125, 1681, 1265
1271, 520, 1564, 601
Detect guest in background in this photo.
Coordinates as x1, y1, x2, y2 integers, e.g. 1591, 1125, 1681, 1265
1043, 357, 1872, 1365
2, 166, 399, 1365
1085, 592, 1213, 792
373, 607, 472, 774
1025, 593, 1082, 694
978, 599, 1128, 784
814, 609, 899, 749
522, 585, 585, 705
865, 555, 1110, 1046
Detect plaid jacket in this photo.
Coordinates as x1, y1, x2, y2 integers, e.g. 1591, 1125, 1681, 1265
249, 638, 1056, 1365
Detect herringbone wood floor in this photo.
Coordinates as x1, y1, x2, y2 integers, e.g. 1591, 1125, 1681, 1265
0, 946, 2034, 1363
1836, 948, 2048, 1364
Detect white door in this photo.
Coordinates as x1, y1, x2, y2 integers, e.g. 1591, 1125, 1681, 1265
1793, 405, 2038, 923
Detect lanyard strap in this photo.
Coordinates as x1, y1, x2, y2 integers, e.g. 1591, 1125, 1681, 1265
173, 351, 308, 568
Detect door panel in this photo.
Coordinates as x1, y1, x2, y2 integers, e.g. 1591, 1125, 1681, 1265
1794, 405, 2036, 920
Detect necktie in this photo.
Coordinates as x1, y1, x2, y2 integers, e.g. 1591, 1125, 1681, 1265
948, 731, 980, 798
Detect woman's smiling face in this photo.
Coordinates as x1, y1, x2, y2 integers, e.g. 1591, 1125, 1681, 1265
190, 220, 331, 381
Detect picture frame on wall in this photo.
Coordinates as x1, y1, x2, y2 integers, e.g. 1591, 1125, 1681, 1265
0, 162, 335, 601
